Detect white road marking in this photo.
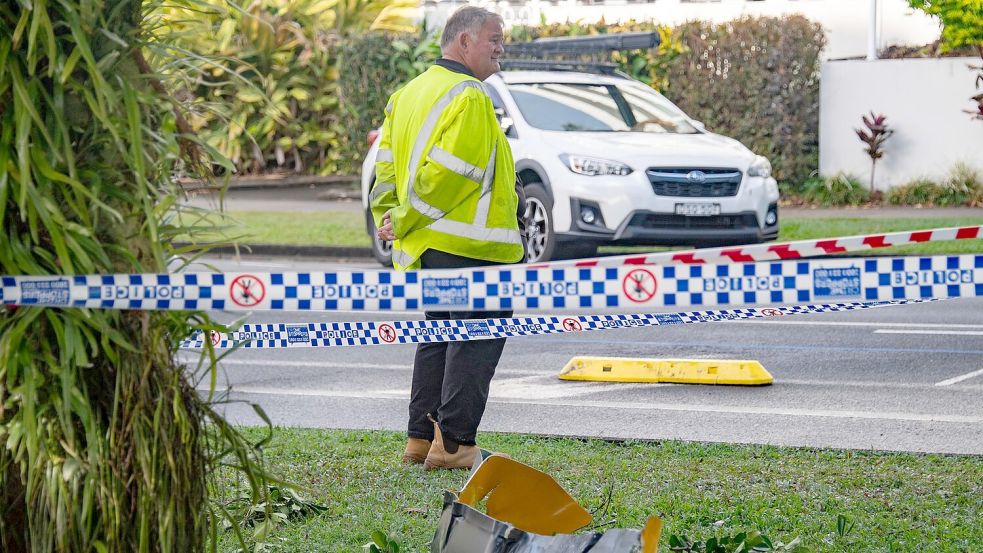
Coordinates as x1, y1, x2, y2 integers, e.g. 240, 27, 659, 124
204, 386, 983, 424
489, 375, 660, 399
175, 356, 539, 375
205, 375, 655, 400
176, 357, 983, 390
874, 329, 983, 336
780, 378, 983, 391
935, 368, 983, 387
330, 310, 425, 315
732, 320, 983, 329
179, 358, 409, 370
501, 398, 983, 424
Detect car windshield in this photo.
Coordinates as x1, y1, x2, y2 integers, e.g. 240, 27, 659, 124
507, 81, 698, 134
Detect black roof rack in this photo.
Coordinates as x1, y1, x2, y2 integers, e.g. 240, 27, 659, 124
498, 59, 627, 77
502, 32, 660, 77
505, 32, 660, 57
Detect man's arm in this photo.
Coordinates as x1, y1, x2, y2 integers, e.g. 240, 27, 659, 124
370, 102, 398, 232
515, 177, 527, 254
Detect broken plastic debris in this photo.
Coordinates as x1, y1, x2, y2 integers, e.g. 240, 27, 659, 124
431, 452, 661, 552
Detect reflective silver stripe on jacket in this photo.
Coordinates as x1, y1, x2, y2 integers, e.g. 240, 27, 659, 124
428, 143, 518, 244
427, 218, 522, 245
470, 144, 496, 227
376, 148, 393, 163
428, 146, 484, 184
369, 182, 395, 202
392, 247, 414, 268
406, 80, 485, 220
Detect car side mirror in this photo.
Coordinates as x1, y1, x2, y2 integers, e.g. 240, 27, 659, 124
500, 116, 514, 136
692, 120, 706, 132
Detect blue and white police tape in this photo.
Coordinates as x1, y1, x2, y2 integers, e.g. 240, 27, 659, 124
4, 254, 981, 312
179, 298, 940, 350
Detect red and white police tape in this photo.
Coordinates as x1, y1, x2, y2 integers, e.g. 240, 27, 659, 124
525, 225, 982, 269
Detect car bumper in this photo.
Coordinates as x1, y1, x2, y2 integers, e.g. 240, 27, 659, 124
555, 169, 779, 244
559, 207, 779, 247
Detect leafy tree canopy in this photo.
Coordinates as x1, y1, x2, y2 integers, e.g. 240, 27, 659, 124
908, 0, 983, 50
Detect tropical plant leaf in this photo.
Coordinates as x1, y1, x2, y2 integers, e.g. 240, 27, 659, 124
0, 2, 280, 551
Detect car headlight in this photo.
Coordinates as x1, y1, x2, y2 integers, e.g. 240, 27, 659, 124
747, 155, 772, 178
560, 154, 633, 177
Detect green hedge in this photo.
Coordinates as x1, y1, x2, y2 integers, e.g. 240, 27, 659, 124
335, 16, 826, 184
337, 30, 440, 173
665, 17, 825, 186
886, 163, 983, 207
508, 16, 825, 187
168, 13, 827, 180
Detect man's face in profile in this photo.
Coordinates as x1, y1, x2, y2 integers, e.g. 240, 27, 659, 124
464, 19, 505, 81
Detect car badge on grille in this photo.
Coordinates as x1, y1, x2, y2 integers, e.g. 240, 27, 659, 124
686, 170, 707, 184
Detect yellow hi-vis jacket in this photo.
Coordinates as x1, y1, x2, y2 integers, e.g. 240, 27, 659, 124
369, 65, 524, 270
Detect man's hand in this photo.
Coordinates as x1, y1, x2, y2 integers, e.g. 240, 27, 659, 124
377, 212, 396, 241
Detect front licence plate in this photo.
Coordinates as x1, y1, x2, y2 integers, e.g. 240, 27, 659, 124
674, 203, 721, 216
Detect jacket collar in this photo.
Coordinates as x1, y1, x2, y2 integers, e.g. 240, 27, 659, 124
435, 58, 476, 79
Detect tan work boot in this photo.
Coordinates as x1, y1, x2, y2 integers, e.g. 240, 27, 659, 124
423, 416, 478, 471
402, 438, 431, 464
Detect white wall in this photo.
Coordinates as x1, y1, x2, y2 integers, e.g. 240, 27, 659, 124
425, 0, 941, 60
820, 57, 983, 190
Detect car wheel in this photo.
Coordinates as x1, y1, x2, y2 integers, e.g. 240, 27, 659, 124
366, 211, 393, 267
522, 184, 558, 263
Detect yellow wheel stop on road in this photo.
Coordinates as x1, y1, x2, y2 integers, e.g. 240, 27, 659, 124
559, 356, 773, 386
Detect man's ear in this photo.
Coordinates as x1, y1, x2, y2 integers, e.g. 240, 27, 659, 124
457, 31, 470, 52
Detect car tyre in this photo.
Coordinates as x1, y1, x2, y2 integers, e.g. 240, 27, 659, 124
522, 184, 558, 263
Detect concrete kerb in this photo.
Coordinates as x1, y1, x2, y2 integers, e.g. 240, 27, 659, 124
178, 174, 360, 192
177, 245, 947, 264
173, 242, 373, 259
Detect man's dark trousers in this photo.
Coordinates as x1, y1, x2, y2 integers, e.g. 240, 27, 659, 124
407, 249, 512, 446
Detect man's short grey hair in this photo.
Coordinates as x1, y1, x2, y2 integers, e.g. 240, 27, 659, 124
440, 6, 503, 50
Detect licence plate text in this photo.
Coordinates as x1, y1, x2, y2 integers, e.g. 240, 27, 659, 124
674, 203, 721, 216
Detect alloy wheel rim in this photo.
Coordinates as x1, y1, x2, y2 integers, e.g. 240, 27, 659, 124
523, 197, 549, 262
377, 237, 392, 256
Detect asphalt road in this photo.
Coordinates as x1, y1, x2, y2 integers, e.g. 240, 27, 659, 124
177, 256, 983, 455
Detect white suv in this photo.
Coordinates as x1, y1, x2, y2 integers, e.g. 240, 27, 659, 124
361, 69, 780, 265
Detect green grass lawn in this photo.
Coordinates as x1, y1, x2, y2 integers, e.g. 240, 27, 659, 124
194, 213, 982, 551
177, 210, 371, 248
775, 218, 983, 256
184, 211, 983, 256
217, 429, 983, 552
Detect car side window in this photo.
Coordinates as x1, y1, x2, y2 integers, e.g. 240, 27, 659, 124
485, 84, 517, 138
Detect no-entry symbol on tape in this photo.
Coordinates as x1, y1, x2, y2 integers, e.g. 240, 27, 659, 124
622, 269, 657, 303
562, 318, 582, 331
230, 274, 266, 307
377, 323, 396, 343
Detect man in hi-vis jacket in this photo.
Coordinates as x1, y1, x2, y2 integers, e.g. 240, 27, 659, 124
370, 6, 524, 470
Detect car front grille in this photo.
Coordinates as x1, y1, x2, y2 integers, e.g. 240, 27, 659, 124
629, 212, 759, 230
646, 167, 742, 197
